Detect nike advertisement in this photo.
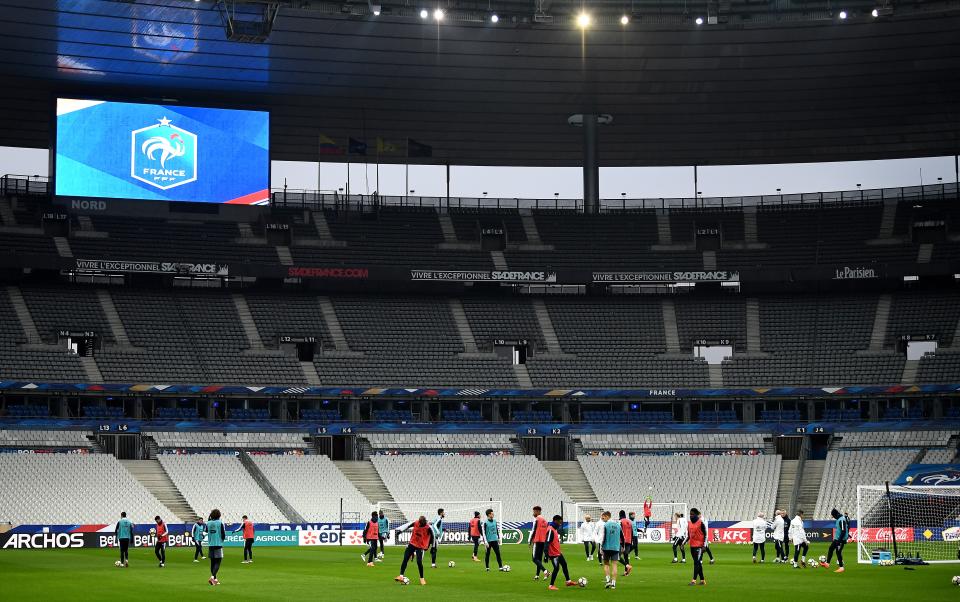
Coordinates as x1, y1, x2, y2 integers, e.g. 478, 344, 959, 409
55, 98, 269, 204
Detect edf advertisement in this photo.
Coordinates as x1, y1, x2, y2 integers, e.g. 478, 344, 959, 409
55, 98, 269, 204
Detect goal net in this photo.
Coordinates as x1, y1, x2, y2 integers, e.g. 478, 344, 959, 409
856, 484, 960, 564
571, 502, 686, 544
376, 500, 503, 545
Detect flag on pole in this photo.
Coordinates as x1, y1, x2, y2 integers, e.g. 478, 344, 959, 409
376, 137, 400, 155
407, 138, 433, 158
318, 134, 343, 155
348, 137, 368, 156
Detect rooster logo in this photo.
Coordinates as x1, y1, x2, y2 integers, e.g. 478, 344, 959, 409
131, 116, 197, 190
141, 132, 185, 168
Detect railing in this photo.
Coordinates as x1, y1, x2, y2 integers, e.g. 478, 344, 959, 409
272, 181, 959, 212
1, 174, 50, 196
4, 173, 957, 212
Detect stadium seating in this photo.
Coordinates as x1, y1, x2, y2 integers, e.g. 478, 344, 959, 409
832, 430, 954, 448
921, 448, 956, 464
443, 409, 484, 422
813, 448, 919, 519
300, 409, 343, 422
155, 407, 200, 420
579, 454, 780, 521
581, 411, 674, 423
248, 454, 370, 522
371, 455, 571, 522
4, 404, 51, 418
148, 431, 309, 449
697, 410, 738, 422
158, 454, 287, 523
82, 405, 126, 419
577, 432, 766, 451
364, 432, 514, 451
512, 410, 553, 422
0, 453, 177, 524
0, 429, 92, 448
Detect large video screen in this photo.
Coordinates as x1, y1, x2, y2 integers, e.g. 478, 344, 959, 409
55, 99, 269, 204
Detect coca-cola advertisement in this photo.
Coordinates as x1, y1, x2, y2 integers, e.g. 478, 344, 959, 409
849, 527, 915, 543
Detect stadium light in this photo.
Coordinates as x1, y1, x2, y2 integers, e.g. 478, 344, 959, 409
695, 16, 704, 25
490, 13, 498, 23
433, 8, 444, 20
577, 12, 591, 28
620, 14, 629, 25
838, 10, 848, 19
419, 8, 428, 18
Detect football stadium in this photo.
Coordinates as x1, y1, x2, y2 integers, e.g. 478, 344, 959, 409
1, 0, 960, 599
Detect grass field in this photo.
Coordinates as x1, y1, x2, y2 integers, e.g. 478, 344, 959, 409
1, 543, 957, 601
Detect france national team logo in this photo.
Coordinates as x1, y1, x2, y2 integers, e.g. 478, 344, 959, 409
131, 117, 197, 190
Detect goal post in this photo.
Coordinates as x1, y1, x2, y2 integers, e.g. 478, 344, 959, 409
856, 484, 960, 564
571, 502, 686, 544
376, 500, 503, 545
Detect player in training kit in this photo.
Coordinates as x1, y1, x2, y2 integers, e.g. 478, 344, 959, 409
483, 508, 507, 571
672, 512, 687, 563
236, 515, 255, 563
395, 516, 431, 586
600, 511, 620, 589
377, 510, 389, 560
821, 508, 849, 573
618, 510, 634, 576
687, 507, 708, 586
429, 508, 445, 568
752, 511, 767, 563
469, 511, 483, 562
545, 515, 577, 590
790, 510, 809, 568
363, 511, 380, 566
579, 515, 596, 561
594, 513, 606, 566
154, 516, 168, 567
771, 510, 786, 562
205, 509, 226, 586
192, 518, 206, 562
530, 506, 550, 580
630, 511, 642, 558
702, 514, 715, 563
115, 511, 133, 567
643, 496, 653, 535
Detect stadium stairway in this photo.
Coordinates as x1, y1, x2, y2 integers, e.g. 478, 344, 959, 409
795, 459, 824, 515
335, 461, 393, 507
774, 459, 798, 513
238, 451, 305, 523
541, 461, 598, 504
121, 459, 196, 522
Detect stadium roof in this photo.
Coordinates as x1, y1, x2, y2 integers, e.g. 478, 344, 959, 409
0, 0, 958, 167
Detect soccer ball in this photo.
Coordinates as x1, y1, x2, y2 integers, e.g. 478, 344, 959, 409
149, 528, 156, 536
114, 561, 122, 567
952, 576, 960, 586
818, 555, 827, 563
807, 558, 819, 568
578, 577, 588, 588
906, 476, 914, 484
502, 564, 511, 572
448, 561, 456, 568
401, 576, 410, 585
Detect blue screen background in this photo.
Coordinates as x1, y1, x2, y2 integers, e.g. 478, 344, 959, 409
55, 99, 269, 204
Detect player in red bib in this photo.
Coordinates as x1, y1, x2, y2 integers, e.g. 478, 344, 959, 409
154, 516, 168, 568
545, 515, 577, 590
530, 506, 550, 580
236, 515, 255, 564
687, 507, 708, 586
618, 510, 633, 576
395, 516, 431, 586
363, 511, 380, 566
469, 511, 483, 562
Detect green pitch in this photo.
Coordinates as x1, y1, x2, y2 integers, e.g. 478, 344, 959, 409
0, 543, 956, 601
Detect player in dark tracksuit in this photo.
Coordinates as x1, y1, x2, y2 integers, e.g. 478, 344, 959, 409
483, 508, 507, 571
545, 516, 577, 590
363, 511, 380, 566
687, 508, 708, 586
821, 508, 849, 572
